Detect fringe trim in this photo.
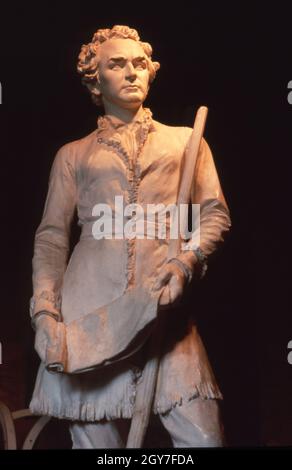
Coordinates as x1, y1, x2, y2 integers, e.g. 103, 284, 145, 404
29, 366, 142, 422
153, 383, 223, 416
29, 373, 222, 422
29, 395, 135, 422
96, 112, 152, 291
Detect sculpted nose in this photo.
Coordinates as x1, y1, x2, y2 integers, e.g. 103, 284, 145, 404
125, 63, 137, 81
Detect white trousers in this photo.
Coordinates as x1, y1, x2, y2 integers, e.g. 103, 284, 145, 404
69, 398, 224, 448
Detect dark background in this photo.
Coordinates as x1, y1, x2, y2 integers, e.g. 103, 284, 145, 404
0, 0, 291, 447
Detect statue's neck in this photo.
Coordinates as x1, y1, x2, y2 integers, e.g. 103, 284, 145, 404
102, 102, 144, 126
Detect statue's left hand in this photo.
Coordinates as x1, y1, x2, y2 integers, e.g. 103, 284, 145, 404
153, 262, 187, 307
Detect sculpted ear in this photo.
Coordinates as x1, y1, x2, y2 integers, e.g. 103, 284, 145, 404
87, 81, 102, 99
87, 69, 102, 98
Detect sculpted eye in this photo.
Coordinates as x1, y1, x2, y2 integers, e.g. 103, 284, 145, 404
108, 59, 126, 70
135, 61, 147, 70
109, 63, 122, 70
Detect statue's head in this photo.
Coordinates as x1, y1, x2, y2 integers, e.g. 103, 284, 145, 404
77, 25, 160, 109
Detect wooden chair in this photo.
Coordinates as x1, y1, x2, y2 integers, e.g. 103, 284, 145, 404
0, 401, 51, 449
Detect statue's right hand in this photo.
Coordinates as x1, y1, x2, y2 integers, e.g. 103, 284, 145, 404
34, 315, 58, 363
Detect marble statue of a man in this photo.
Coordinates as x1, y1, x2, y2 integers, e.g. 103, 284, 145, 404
29, 25, 231, 448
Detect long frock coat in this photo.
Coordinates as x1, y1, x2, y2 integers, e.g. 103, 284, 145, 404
29, 108, 231, 421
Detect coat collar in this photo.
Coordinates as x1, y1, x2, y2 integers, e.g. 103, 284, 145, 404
96, 107, 156, 136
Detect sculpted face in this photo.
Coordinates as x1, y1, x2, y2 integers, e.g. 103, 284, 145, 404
97, 38, 150, 110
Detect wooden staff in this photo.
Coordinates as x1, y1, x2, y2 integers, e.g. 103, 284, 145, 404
126, 106, 209, 448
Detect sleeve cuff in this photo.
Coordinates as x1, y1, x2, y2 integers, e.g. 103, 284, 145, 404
29, 290, 62, 320
167, 257, 194, 284
176, 248, 208, 281
30, 310, 61, 331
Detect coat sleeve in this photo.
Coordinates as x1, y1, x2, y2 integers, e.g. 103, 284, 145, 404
30, 143, 77, 321
177, 130, 231, 279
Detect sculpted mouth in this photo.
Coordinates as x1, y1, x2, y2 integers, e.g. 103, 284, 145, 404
123, 85, 140, 90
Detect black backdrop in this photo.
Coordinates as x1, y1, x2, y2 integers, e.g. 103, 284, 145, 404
0, 1, 291, 447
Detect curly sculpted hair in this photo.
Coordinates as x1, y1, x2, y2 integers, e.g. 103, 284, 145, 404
77, 25, 160, 106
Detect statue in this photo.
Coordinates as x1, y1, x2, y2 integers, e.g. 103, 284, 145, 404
29, 25, 231, 448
